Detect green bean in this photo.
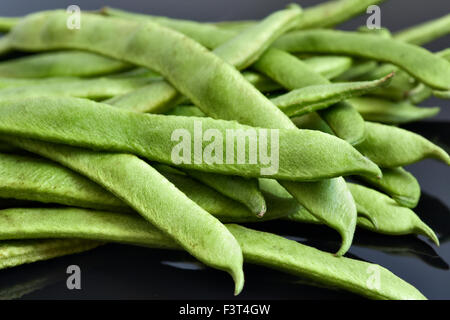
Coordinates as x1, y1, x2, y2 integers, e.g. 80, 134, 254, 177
0, 238, 103, 270
275, 30, 450, 90
0, 37, 10, 56
6, 11, 375, 255
334, 60, 379, 82
358, 167, 421, 209
0, 77, 150, 100
0, 76, 82, 89
0, 51, 132, 78
212, 4, 302, 70
0, 152, 128, 211
302, 55, 353, 80
356, 122, 450, 168
166, 105, 206, 117
349, 97, 440, 124
394, 13, 450, 46
0, 97, 380, 181
271, 75, 393, 117
253, 48, 366, 146
4, 136, 245, 294
348, 183, 438, 245
0, 207, 426, 300
0, 17, 20, 32
242, 71, 281, 92
433, 90, 450, 99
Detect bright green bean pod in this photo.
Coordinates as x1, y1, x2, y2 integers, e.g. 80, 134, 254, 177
0, 17, 20, 32
348, 183, 438, 245
349, 97, 440, 124
303, 55, 353, 80
0, 77, 150, 100
253, 48, 366, 146
394, 13, 450, 46
0, 51, 132, 78
4, 137, 245, 294
271, 75, 393, 117
334, 60, 379, 82
0, 97, 380, 181
358, 167, 421, 209
433, 90, 450, 99
356, 122, 450, 168
0, 76, 82, 89
0, 206, 426, 300
274, 30, 450, 90
0, 238, 103, 270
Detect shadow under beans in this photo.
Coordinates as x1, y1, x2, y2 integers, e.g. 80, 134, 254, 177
414, 192, 450, 242
402, 121, 450, 153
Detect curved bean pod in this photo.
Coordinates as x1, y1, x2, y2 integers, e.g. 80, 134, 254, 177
334, 60, 378, 82
394, 13, 450, 46
356, 122, 450, 168
348, 183, 439, 245
0, 51, 132, 78
433, 90, 450, 99
349, 97, 440, 124
0, 238, 103, 270
303, 55, 353, 80
274, 30, 450, 90
358, 167, 421, 209
0, 207, 426, 300
0, 97, 380, 181
0, 17, 20, 32
271, 74, 393, 117
5, 137, 245, 294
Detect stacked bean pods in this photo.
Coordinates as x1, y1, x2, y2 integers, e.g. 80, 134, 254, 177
0, 0, 448, 300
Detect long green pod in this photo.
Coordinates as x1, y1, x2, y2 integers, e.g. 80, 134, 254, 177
4, 137, 245, 294
334, 60, 379, 82
433, 90, 450, 99
253, 48, 366, 145
274, 30, 450, 90
6, 11, 367, 254
0, 77, 150, 100
271, 74, 393, 117
0, 152, 128, 211
350, 97, 440, 124
356, 122, 450, 168
303, 55, 353, 80
0, 17, 20, 32
394, 13, 450, 46
358, 167, 421, 209
0, 207, 425, 300
0, 97, 380, 181
0, 51, 132, 78
348, 183, 439, 246
0, 37, 10, 56
0, 238, 103, 270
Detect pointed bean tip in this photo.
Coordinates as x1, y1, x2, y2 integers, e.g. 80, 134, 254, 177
417, 219, 440, 246
233, 269, 245, 296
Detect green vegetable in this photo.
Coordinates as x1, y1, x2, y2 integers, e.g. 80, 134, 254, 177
394, 13, 450, 45
303, 55, 353, 80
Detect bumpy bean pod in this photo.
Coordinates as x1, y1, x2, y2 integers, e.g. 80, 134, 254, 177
348, 183, 439, 245
274, 30, 450, 90
0, 207, 426, 300
0, 238, 103, 270
349, 97, 440, 124
271, 74, 393, 117
0, 97, 380, 181
356, 122, 450, 168
0, 51, 132, 78
4, 137, 245, 294
358, 167, 421, 209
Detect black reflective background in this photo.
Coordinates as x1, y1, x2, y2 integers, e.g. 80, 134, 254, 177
0, 0, 449, 300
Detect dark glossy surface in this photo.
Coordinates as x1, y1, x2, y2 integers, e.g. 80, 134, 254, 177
0, 0, 448, 300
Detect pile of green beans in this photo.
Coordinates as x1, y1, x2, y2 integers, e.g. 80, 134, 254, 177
0, 0, 448, 300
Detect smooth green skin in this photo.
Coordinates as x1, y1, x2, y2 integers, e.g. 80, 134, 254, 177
183, 169, 266, 216
356, 122, 450, 168
358, 167, 421, 209
433, 90, 450, 99
272, 75, 393, 117
303, 55, 353, 80
0, 207, 426, 300
6, 11, 368, 254
0, 37, 10, 56
0, 97, 381, 181
348, 183, 439, 246
394, 13, 450, 46
212, 4, 302, 70
0, 76, 83, 89
0, 17, 20, 32
0, 77, 150, 100
349, 97, 440, 124
0, 51, 132, 78
253, 48, 366, 146
4, 137, 245, 295
274, 30, 450, 90
0, 238, 103, 270
334, 60, 379, 82
0, 152, 128, 211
